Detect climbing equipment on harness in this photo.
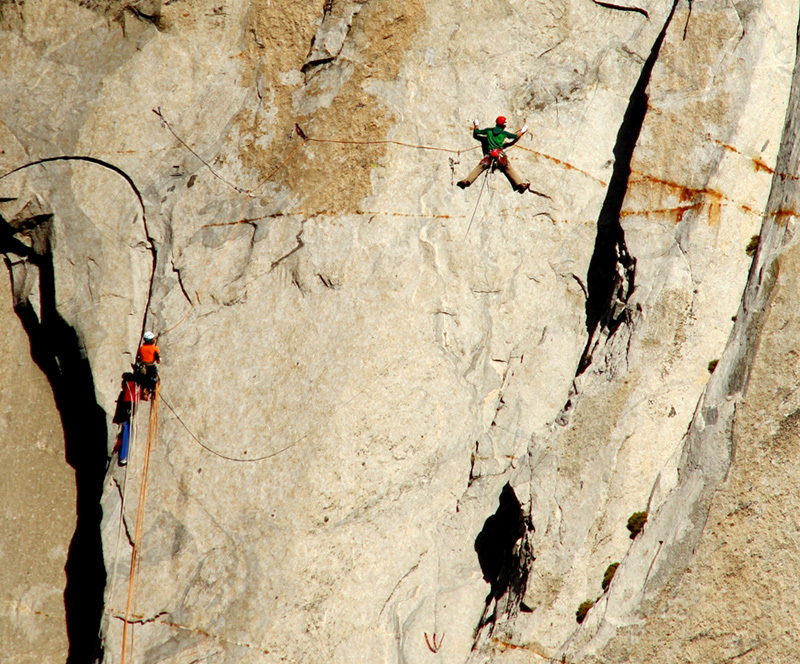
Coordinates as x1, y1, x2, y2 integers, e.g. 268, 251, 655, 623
457, 117, 532, 193
489, 149, 506, 165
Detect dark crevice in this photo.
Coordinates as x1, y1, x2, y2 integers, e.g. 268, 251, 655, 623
683, 0, 693, 39
2, 217, 107, 664
473, 484, 534, 647
590, 0, 650, 19
301, 56, 335, 73
579, 0, 680, 375
124, 5, 163, 28
113, 610, 168, 625
0, 156, 147, 218
112, 477, 136, 547
0, 160, 144, 662
171, 258, 193, 305
301, 0, 368, 74
270, 222, 306, 270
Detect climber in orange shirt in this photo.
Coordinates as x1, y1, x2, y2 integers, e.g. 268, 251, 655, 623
136, 331, 160, 400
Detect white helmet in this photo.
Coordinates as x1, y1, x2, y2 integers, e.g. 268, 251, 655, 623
143, 331, 155, 342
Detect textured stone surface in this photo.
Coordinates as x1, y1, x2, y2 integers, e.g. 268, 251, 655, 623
3, 0, 800, 662
0, 274, 74, 664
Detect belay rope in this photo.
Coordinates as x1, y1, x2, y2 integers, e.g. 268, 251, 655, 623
464, 167, 491, 240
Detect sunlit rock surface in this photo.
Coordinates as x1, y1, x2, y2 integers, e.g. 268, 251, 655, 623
2, 0, 800, 662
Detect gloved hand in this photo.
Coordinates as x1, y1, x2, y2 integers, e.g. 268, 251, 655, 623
519, 123, 528, 135
472, 119, 480, 129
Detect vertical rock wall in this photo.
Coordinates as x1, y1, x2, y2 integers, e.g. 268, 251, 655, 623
0, 274, 74, 664
2, 0, 800, 662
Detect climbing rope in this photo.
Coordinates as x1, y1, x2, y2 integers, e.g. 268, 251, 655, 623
106, 407, 135, 644
159, 390, 297, 462
304, 134, 479, 155
463, 168, 490, 239
153, 108, 246, 194
158, 355, 401, 463
120, 383, 159, 664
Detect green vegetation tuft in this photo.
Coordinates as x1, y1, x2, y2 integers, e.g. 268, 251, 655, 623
707, 358, 719, 373
745, 235, 759, 257
576, 598, 595, 624
602, 562, 620, 592
627, 511, 648, 539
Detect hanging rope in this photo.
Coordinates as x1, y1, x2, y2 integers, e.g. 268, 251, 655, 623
120, 384, 159, 664
158, 356, 400, 463
153, 108, 246, 194
463, 168, 490, 239
159, 391, 297, 462
305, 135, 479, 155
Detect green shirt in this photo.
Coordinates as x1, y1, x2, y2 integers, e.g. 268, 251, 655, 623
474, 125, 518, 151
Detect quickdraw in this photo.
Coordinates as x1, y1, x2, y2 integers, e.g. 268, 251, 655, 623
482, 148, 508, 169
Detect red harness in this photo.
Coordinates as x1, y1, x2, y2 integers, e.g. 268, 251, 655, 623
483, 149, 508, 167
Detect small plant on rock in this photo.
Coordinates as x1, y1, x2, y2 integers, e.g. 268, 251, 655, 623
602, 562, 620, 592
745, 235, 759, 257
707, 358, 718, 373
627, 511, 648, 539
576, 598, 595, 624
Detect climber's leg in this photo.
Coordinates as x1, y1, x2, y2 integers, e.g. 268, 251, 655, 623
501, 160, 530, 193
458, 159, 490, 189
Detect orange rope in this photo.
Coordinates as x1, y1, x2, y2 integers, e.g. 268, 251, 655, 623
305, 136, 479, 155
120, 383, 159, 664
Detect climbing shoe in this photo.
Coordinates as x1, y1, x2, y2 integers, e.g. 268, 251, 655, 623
516, 183, 531, 194
457, 180, 469, 189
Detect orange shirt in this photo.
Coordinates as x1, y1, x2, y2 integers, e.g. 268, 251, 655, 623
138, 344, 160, 364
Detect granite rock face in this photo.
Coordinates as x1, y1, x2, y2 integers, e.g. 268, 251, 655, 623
2, 0, 800, 662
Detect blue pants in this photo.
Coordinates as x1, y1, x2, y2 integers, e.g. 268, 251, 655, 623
119, 421, 131, 465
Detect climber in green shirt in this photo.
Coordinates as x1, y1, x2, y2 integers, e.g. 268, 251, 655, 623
457, 116, 530, 193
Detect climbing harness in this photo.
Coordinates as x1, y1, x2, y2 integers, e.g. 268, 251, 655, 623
488, 148, 507, 166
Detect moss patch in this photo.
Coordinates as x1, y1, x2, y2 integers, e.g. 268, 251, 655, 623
576, 598, 595, 624
627, 511, 648, 539
602, 562, 620, 592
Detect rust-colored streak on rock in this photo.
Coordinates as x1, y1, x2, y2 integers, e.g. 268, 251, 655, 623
200, 209, 465, 229
753, 157, 775, 174
629, 171, 717, 199
620, 202, 702, 222
357, 210, 464, 219
516, 145, 607, 186
490, 637, 574, 661
713, 137, 776, 175
714, 138, 742, 156
626, 171, 756, 224
772, 208, 798, 226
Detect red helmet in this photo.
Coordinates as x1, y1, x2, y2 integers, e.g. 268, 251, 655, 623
496, 116, 507, 126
